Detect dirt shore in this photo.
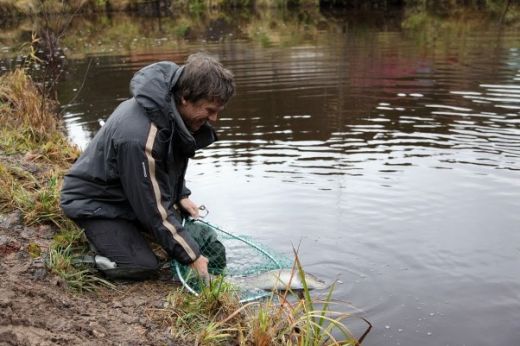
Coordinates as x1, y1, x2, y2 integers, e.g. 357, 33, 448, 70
0, 210, 180, 345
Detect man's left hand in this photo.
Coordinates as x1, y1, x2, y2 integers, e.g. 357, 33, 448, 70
179, 197, 200, 219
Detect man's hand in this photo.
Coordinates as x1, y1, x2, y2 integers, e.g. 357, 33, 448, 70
179, 197, 200, 219
190, 255, 209, 285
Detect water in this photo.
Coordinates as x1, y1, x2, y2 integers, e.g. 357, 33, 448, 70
2, 7, 520, 345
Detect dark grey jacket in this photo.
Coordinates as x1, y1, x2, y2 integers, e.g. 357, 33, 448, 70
60, 61, 217, 265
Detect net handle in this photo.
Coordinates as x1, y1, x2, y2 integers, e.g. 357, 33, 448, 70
174, 260, 199, 297
176, 218, 200, 296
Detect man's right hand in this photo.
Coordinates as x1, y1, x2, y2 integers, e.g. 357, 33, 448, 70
190, 255, 209, 285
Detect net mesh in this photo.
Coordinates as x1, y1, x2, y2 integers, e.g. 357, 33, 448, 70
172, 219, 292, 302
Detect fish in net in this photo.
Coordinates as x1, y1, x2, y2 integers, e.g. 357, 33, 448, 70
171, 218, 292, 303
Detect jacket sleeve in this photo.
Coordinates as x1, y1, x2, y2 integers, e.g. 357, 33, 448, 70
179, 180, 191, 200
115, 134, 200, 265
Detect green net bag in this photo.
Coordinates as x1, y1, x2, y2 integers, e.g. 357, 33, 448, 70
172, 218, 292, 303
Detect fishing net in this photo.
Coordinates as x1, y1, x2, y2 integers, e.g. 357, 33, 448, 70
171, 218, 292, 303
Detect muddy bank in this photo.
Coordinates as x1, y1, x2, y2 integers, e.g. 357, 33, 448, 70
0, 208, 181, 345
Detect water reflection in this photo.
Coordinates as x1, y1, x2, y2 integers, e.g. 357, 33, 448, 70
56, 32, 520, 176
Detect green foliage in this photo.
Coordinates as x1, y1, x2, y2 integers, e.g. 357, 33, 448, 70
23, 175, 61, 227
173, 19, 191, 38
240, 253, 365, 345
188, 0, 207, 15
0, 69, 58, 137
221, 0, 254, 7
0, 158, 75, 228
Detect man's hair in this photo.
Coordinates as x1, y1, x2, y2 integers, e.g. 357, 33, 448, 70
174, 52, 235, 105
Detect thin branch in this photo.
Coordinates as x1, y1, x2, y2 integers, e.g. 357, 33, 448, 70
62, 57, 93, 112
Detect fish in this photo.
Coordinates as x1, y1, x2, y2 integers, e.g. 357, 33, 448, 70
225, 269, 330, 292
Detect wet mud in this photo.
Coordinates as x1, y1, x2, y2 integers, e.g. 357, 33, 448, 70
0, 211, 179, 345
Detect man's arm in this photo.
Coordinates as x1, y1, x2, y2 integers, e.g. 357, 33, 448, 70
115, 135, 201, 267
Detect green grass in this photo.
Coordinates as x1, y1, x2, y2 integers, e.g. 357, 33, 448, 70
46, 225, 116, 292
162, 275, 242, 343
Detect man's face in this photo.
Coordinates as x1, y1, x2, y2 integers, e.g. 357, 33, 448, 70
178, 98, 225, 132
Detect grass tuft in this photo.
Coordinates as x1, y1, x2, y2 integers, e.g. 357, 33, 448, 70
163, 275, 242, 343
0, 69, 58, 137
46, 225, 116, 292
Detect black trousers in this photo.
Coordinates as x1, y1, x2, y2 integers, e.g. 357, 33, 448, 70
73, 218, 160, 280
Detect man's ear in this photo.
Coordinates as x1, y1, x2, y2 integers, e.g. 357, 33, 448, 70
181, 97, 188, 105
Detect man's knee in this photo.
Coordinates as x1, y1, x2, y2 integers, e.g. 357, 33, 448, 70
134, 251, 160, 271
96, 251, 159, 281
101, 266, 158, 280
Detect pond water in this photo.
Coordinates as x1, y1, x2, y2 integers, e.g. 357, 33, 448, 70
2, 7, 520, 345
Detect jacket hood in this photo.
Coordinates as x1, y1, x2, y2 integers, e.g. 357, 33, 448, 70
130, 61, 183, 129
130, 61, 217, 157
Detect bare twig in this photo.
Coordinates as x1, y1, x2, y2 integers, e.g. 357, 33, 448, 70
62, 57, 94, 111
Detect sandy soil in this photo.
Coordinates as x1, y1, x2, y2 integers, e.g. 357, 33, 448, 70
0, 211, 180, 346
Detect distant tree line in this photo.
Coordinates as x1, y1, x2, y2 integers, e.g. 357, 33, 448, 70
0, 0, 517, 17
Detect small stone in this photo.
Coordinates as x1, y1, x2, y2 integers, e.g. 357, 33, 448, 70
37, 224, 53, 237
31, 259, 45, 268
122, 299, 134, 307
122, 314, 138, 324
134, 297, 147, 307
92, 329, 106, 338
20, 226, 36, 239
0, 238, 21, 257
31, 268, 47, 280
1, 211, 21, 228
0, 290, 15, 307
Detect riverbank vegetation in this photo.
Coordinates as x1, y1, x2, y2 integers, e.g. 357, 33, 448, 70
3, 3, 516, 70
0, 69, 111, 291
155, 257, 372, 344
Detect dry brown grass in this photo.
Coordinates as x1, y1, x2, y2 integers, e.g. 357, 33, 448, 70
0, 69, 80, 164
0, 0, 31, 16
0, 69, 58, 139
0, 69, 79, 227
